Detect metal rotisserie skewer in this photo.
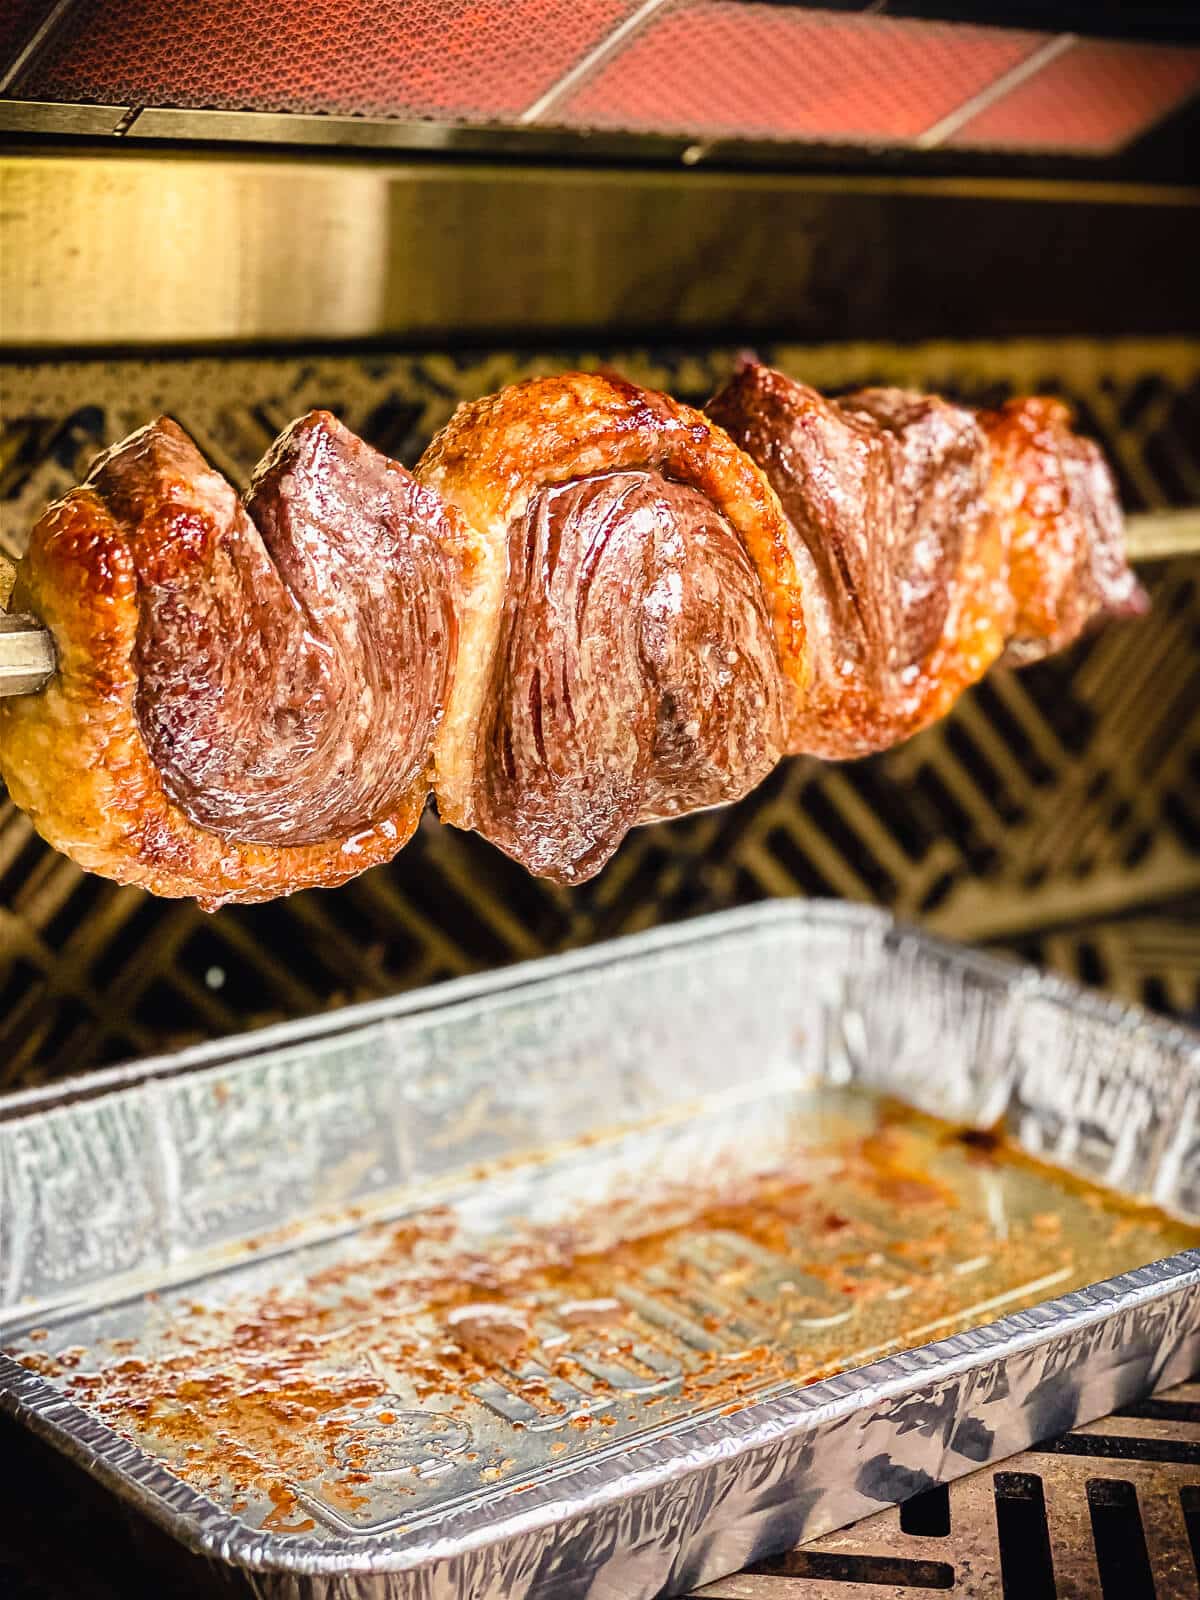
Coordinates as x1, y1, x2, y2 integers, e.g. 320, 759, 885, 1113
0, 613, 56, 696
0, 508, 1196, 699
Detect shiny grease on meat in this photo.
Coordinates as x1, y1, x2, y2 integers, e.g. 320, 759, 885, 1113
708, 366, 1004, 756
708, 361, 1145, 759
0, 412, 466, 905
475, 469, 786, 881
980, 397, 1148, 664
95, 412, 458, 846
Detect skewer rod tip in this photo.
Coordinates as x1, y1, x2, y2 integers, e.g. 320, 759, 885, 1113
0, 613, 56, 696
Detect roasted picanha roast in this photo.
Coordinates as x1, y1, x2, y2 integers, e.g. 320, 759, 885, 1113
0, 363, 1145, 906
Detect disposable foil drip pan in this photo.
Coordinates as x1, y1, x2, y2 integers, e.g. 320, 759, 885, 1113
1, 901, 1198, 1600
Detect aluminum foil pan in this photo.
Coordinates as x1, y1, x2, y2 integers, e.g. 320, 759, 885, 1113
1, 902, 1198, 1599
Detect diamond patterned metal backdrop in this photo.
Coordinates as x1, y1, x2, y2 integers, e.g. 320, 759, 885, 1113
1, 337, 1198, 1088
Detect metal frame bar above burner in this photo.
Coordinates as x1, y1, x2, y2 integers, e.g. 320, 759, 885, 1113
1, 151, 1198, 350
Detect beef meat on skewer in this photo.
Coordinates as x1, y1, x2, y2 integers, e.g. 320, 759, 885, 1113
706, 361, 1146, 759
0, 411, 471, 906
416, 371, 806, 883
0, 366, 1145, 906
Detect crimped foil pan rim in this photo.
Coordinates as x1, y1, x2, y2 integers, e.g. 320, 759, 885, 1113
2, 1248, 1198, 1575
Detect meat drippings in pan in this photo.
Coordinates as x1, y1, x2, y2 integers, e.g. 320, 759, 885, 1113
8, 1104, 1191, 1534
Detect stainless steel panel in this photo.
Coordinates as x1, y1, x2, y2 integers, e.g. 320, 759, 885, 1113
2, 152, 1198, 348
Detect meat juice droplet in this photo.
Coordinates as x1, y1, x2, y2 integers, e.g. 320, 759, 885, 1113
442, 1304, 532, 1364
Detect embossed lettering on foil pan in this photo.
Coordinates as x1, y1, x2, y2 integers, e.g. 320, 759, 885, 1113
0, 902, 1198, 1600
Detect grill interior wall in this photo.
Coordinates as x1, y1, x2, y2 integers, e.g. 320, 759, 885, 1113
2, 336, 1198, 1087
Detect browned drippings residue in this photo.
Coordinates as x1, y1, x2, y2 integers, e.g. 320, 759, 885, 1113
261, 1481, 316, 1533
953, 1125, 1005, 1162
443, 1304, 533, 1364
7, 1108, 1191, 1535
16, 1350, 62, 1378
